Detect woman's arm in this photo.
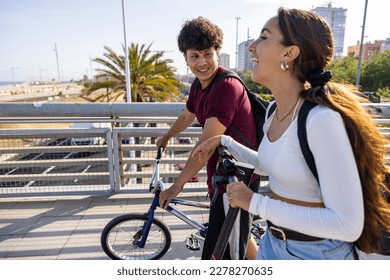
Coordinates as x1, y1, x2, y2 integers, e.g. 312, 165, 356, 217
221, 135, 261, 173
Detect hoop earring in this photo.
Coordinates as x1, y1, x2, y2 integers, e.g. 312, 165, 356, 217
281, 61, 289, 71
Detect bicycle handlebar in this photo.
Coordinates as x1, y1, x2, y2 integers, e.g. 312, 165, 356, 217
217, 145, 236, 176
156, 146, 163, 160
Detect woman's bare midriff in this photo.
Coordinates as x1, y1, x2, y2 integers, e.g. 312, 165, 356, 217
272, 191, 325, 208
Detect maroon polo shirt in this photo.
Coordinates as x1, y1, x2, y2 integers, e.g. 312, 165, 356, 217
187, 67, 257, 192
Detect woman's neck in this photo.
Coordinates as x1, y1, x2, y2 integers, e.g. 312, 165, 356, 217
269, 80, 304, 112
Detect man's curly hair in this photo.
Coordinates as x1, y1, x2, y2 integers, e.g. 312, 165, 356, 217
177, 17, 223, 54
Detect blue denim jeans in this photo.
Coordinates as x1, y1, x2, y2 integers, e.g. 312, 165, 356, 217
256, 227, 356, 260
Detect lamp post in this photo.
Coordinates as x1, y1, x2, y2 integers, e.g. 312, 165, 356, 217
89, 55, 94, 82
121, 0, 135, 184
53, 43, 61, 85
235, 17, 241, 72
121, 0, 131, 103
355, 0, 368, 87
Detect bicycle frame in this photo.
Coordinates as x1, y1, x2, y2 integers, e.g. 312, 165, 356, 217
137, 147, 209, 248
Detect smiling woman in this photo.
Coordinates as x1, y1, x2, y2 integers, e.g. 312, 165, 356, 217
194, 7, 390, 260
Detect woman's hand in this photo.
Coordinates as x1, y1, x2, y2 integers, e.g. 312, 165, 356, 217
192, 135, 222, 164
226, 181, 254, 211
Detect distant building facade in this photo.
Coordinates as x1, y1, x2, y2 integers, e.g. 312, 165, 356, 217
312, 3, 347, 59
218, 53, 230, 69
381, 38, 390, 52
237, 38, 254, 73
348, 40, 385, 61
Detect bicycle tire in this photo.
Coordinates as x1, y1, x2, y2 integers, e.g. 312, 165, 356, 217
101, 213, 171, 260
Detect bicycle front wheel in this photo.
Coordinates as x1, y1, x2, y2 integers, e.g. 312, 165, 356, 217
101, 213, 171, 260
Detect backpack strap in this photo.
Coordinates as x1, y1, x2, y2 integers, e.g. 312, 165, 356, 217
192, 77, 201, 92
192, 70, 238, 92
209, 70, 257, 150
230, 123, 256, 149
192, 70, 266, 150
297, 100, 319, 182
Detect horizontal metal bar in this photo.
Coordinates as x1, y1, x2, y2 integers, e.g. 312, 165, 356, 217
0, 117, 179, 124
0, 172, 110, 182
1, 185, 111, 194
121, 157, 191, 164
120, 145, 195, 152
0, 145, 108, 154
0, 128, 110, 136
0, 102, 186, 117
0, 158, 108, 168
1, 102, 389, 118
123, 170, 207, 179
115, 127, 202, 137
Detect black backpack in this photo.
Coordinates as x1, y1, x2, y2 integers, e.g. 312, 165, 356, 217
193, 70, 269, 150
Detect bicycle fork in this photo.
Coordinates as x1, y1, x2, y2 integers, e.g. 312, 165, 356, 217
136, 195, 207, 251
137, 195, 160, 248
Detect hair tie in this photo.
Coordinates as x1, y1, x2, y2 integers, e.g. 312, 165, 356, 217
307, 70, 332, 87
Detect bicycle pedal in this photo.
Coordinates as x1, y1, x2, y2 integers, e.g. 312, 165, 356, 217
186, 235, 200, 251
191, 232, 205, 241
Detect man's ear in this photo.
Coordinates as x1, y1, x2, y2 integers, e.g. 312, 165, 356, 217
284, 45, 300, 62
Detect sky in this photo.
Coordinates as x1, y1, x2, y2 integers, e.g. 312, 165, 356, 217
0, 0, 389, 82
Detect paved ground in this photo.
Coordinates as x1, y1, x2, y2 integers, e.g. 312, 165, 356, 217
3, 193, 387, 261
0, 193, 209, 260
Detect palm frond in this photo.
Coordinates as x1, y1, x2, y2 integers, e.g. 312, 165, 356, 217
85, 42, 183, 102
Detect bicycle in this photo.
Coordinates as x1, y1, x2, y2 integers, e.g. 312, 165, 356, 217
101, 146, 265, 260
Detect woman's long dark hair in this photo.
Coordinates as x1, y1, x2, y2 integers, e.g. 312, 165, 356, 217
278, 7, 390, 253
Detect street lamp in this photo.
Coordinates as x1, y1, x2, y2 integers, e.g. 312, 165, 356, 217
89, 55, 94, 82
53, 43, 61, 85
355, 0, 368, 87
235, 17, 241, 72
121, 0, 132, 103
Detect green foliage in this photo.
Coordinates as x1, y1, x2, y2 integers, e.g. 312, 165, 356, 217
376, 86, 390, 99
241, 71, 271, 95
361, 50, 390, 92
83, 43, 183, 102
327, 53, 357, 84
259, 93, 273, 101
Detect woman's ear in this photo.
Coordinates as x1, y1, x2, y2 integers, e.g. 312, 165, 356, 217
284, 45, 300, 62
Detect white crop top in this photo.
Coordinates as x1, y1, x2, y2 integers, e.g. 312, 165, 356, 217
221, 103, 364, 241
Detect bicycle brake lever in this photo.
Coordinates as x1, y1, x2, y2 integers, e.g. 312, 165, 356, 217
211, 175, 229, 205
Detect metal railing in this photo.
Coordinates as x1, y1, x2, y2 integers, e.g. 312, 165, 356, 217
0, 102, 205, 197
0, 102, 389, 198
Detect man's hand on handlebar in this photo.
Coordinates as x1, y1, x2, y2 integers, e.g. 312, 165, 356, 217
159, 184, 182, 210
156, 136, 168, 151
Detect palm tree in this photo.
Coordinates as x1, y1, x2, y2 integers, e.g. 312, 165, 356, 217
83, 43, 183, 102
